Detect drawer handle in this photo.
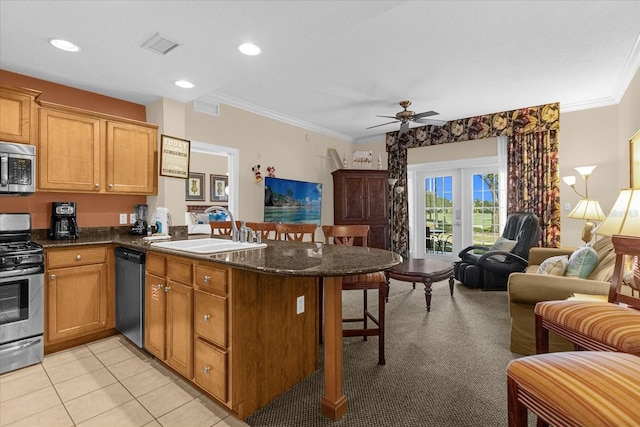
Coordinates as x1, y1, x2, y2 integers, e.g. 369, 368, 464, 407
203, 275, 211, 283
203, 366, 211, 374
203, 314, 211, 321
76, 255, 82, 260
155, 284, 163, 290
95, 183, 100, 188
50, 274, 56, 280
164, 286, 171, 293
109, 183, 114, 188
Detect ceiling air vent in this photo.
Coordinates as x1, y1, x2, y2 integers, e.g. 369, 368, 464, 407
194, 95, 220, 116
141, 32, 180, 56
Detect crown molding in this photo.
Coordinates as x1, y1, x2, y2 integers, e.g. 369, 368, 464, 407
202, 92, 353, 143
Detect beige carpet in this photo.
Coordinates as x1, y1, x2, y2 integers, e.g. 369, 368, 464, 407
246, 279, 530, 427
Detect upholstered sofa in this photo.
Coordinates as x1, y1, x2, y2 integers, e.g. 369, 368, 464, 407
507, 237, 617, 355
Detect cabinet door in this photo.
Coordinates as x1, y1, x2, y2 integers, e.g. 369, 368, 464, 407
39, 108, 102, 191
338, 174, 367, 222
166, 281, 194, 379
144, 273, 166, 359
106, 121, 157, 194
0, 86, 38, 144
47, 263, 108, 342
365, 175, 388, 222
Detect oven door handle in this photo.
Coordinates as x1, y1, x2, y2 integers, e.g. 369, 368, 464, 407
0, 337, 42, 354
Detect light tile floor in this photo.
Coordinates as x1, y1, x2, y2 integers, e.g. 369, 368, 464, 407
0, 335, 249, 427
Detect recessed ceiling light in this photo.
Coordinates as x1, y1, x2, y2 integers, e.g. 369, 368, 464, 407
175, 80, 194, 89
49, 38, 80, 52
239, 43, 261, 56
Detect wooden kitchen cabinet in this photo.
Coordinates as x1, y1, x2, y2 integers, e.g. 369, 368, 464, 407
38, 101, 157, 194
144, 253, 194, 379
45, 245, 112, 344
0, 83, 40, 144
332, 169, 389, 249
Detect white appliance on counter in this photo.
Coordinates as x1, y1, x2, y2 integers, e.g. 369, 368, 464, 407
155, 207, 170, 235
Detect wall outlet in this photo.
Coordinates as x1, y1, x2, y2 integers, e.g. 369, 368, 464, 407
119, 213, 127, 224
564, 202, 572, 211
296, 295, 304, 314
130, 213, 137, 224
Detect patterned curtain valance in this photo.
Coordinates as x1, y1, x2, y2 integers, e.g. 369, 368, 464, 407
385, 102, 559, 151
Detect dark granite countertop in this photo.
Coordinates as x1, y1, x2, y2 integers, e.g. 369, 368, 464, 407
33, 227, 402, 277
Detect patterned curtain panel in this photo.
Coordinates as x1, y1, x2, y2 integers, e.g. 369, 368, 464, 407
386, 103, 560, 258
508, 131, 560, 248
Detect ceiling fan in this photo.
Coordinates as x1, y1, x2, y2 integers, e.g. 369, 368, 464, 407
367, 100, 443, 135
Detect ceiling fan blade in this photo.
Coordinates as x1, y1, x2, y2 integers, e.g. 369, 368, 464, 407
413, 110, 439, 119
413, 118, 447, 127
366, 120, 399, 130
376, 115, 397, 119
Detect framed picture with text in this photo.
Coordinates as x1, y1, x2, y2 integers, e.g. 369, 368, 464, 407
210, 174, 229, 202
160, 134, 190, 179
186, 172, 205, 201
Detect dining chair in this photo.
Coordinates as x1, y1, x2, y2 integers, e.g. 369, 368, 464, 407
534, 234, 640, 355
507, 351, 640, 426
210, 221, 241, 237
322, 224, 387, 365
275, 223, 316, 242
245, 222, 277, 240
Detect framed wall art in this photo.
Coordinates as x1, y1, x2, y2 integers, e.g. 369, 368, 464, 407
185, 172, 205, 201
631, 129, 639, 187
210, 174, 229, 202
160, 134, 190, 178
352, 150, 373, 169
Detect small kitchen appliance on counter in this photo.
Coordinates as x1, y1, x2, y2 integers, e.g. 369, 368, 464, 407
130, 204, 148, 235
49, 201, 79, 239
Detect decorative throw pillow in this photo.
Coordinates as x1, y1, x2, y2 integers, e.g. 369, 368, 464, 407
565, 246, 599, 278
188, 212, 198, 224
536, 255, 569, 276
489, 237, 517, 261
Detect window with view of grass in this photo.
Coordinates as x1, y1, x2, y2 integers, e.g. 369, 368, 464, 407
472, 173, 500, 247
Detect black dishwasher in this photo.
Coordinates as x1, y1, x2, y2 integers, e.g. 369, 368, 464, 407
115, 247, 145, 348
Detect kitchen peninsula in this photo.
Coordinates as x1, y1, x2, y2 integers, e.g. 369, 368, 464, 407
37, 231, 402, 421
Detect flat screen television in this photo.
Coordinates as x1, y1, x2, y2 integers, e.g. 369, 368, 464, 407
264, 177, 322, 225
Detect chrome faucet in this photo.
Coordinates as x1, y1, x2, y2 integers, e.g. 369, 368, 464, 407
203, 205, 239, 242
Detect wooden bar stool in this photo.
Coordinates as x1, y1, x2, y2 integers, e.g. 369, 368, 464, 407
275, 223, 316, 242
245, 222, 277, 240
507, 351, 640, 426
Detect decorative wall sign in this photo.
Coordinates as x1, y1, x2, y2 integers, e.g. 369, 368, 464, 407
186, 172, 205, 201
210, 174, 229, 202
160, 134, 190, 178
352, 150, 373, 168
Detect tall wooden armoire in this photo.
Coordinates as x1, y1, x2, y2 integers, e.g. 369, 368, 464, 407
332, 169, 389, 249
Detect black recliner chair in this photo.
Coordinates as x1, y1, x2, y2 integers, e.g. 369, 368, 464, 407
454, 212, 542, 290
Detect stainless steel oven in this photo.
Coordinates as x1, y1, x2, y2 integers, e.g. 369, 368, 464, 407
0, 213, 44, 374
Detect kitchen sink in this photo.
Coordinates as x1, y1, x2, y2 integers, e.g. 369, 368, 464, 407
150, 238, 267, 254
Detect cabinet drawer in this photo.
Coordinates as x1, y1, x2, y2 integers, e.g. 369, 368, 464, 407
166, 256, 193, 285
195, 264, 228, 294
146, 252, 166, 276
194, 339, 227, 402
194, 290, 227, 347
47, 246, 107, 268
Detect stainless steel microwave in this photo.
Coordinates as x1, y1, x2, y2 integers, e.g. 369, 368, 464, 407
0, 141, 36, 196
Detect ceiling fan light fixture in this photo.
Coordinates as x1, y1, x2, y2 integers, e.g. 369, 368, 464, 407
239, 43, 261, 56
49, 38, 80, 52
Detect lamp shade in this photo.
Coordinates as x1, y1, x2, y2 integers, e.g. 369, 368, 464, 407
567, 199, 606, 221
596, 189, 640, 236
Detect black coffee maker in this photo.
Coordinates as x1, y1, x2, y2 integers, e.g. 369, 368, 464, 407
49, 202, 79, 239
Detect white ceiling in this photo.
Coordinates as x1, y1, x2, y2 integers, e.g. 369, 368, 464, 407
1, 1, 639, 143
